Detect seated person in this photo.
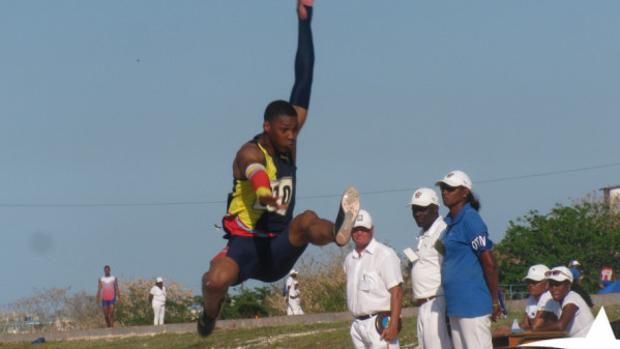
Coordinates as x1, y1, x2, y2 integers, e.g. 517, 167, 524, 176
521, 264, 559, 330
533, 266, 594, 337
493, 264, 558, 336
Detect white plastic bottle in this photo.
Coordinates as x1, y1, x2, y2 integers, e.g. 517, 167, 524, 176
511, 318, 523, 334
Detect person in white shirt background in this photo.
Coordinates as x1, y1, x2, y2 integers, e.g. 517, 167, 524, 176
344, 209, 403, 349
521, 264, 559, 330
149, 277, 167, 326
285, 269, 304, 315
406, 187, 452, 349
534, 266, 594, 337
494, 264, 559, 335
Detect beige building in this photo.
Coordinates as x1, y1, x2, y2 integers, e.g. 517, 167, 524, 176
601, 185, 620, 212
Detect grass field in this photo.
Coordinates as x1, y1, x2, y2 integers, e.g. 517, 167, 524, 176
2, 305, 619, 349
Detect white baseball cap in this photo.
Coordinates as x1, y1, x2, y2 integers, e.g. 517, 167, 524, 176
408, 187, 440, 207
156, 277, 163, 283
354, 209, 373, 229
289, 269, 298, 275
546, 266, 574, 283
569, 260, 580, 267
523, 264, 549, 282
436, 170, 473, 191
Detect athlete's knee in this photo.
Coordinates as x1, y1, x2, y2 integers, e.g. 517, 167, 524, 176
292, 210, 319, 228
203, 258, 238, 293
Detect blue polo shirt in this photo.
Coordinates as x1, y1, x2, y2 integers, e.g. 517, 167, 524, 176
442, 203, 494, 317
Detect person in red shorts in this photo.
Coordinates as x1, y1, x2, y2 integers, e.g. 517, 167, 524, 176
96, 265, 120, 327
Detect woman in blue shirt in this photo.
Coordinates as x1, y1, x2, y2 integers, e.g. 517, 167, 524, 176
436, 170, 501, 349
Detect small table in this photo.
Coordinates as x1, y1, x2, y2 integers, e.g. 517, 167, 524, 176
493, 330, 567, 348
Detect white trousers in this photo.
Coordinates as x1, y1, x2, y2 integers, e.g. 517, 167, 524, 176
287, 298, 304, 315
152, 303, 165, 325
416, 296, 453, 349
449, 315, 492, 349
350, 316, 400, 349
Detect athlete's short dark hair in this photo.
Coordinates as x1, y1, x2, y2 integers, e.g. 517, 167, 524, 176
264, 100, 297, 122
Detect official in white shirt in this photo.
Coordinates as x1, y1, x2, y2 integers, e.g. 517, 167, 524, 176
344, 209, 403, 349
149, 277, 167, 325
407, 187, 453, 349
285, 269, 304, 315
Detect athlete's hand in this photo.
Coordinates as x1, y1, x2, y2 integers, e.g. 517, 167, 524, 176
297, 0, 314, 20
258, 195, 289, 212
381, 323, 399, 342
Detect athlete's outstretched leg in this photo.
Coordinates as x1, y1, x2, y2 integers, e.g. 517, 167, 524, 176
198, 256, 239, 337
289, 187, 360, 247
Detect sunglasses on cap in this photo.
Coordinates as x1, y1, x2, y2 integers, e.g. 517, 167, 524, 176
545, 270, 572, 279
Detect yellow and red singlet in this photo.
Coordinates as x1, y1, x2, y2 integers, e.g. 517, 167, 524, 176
223, 136, 296, 237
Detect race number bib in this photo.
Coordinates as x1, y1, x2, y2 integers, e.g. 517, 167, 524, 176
253, 177, 293, 216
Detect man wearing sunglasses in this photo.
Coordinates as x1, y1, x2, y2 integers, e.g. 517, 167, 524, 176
407, 187, 452, 349
345, 209, 403, 349
533, 266, 594, 337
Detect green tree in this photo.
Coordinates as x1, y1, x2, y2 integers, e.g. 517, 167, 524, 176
495, 200, 620, 293
220, 286, 274, 319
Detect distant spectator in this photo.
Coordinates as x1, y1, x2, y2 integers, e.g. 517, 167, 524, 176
518, 265, 559, 331
534, 266, 594, 337
566, 260, 593, 308
96, 265, 120, 327
518, 264, 560, 331
568, 260, 583, 286
149, 277, 167, 325
285, 269, 304, 315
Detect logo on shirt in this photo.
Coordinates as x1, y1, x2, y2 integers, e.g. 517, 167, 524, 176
471, 235, 487, 251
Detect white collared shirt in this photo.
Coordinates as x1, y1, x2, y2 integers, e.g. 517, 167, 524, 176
286, 276, 300, 298
149, 286, 166, 305
410, 216, 446, 300
344, 238, 403, 317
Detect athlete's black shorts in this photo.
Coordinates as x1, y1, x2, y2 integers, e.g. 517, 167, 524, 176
222, 228, 307, 285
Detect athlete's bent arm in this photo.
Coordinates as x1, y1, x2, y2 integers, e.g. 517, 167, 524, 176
233, 144, 283, 209
289, 0, 314, 132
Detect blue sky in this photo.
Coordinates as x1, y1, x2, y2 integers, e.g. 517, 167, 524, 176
1, 0, 619, 306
